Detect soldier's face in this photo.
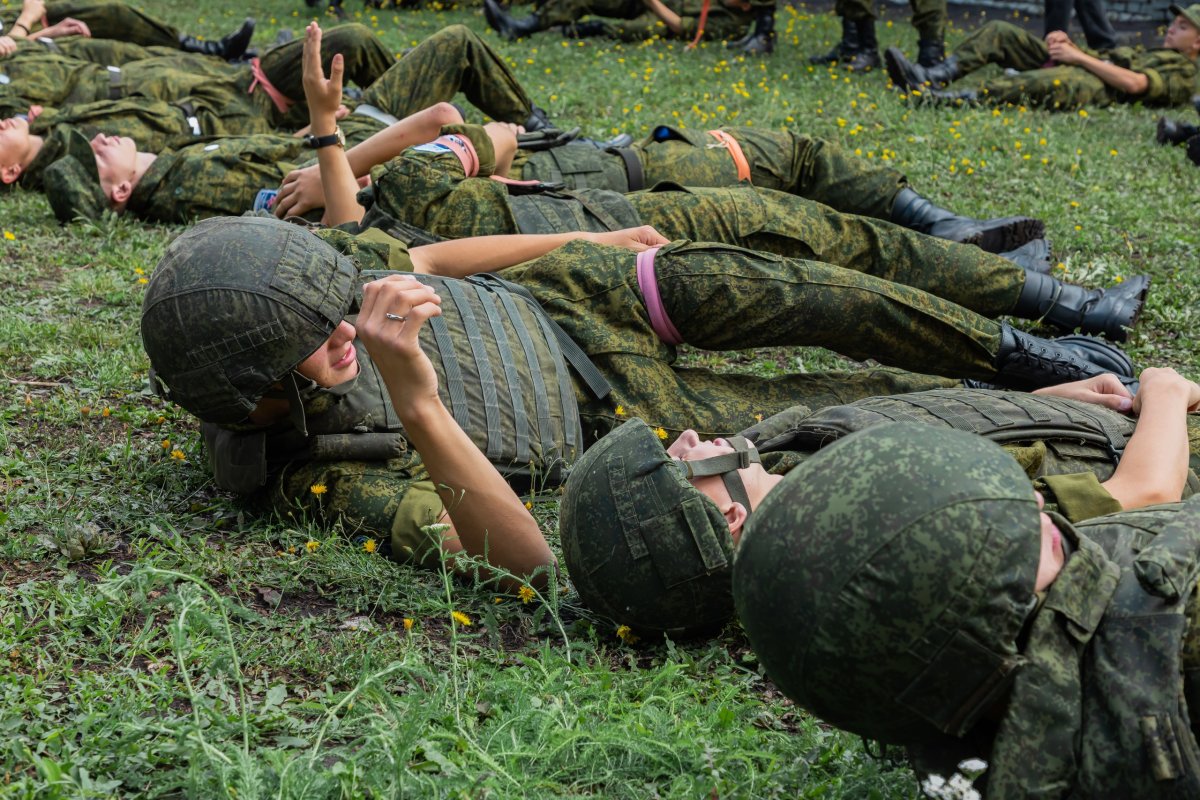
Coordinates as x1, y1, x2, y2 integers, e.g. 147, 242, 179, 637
296, 320, 360, 387
0, 116, 32, 184
1164, 15, 1200, 54
1034, 491, 1065, 592
667, 429, 781, 541
89, 133, 138, 200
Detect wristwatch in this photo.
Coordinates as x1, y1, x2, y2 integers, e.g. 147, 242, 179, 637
304, 127, 345, 149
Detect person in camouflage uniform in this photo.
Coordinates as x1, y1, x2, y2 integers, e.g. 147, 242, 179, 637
885, 5, 1200, 109
359, 121, 1147, 341
140, 214, 1136, 571
734, 412, 1200, 797
808, 0, 947, 73
2, 0, 255, 59
510, 124, 1043, 254
481, 0, 756, 45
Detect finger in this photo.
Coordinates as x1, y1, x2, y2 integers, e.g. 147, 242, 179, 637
1090, 392, 1134, 412
273, 189, 295, 218
329, 52, 344, 88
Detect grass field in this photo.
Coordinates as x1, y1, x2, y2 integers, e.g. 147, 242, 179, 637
2, 0, 1199, 795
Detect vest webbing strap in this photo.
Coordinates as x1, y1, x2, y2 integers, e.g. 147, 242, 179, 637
570, 191, 629, 233
490, 286, 555, 455
474, 274, 613, 400
706, 130, 752, 182
472, 286, 532, 465
427, 313, 471, 430
608, 146, 645, 191
443, 280, 504, 461
530, 303, 582, 454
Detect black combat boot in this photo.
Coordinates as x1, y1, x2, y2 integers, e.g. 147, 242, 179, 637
845, 19, 880, 71
990, 324, 1138, 392
728, 6, 775, 54
1158, 117, 1200, 145
966, 331, 1134, 386
178, 18, 255, 62
884, 46, 962, 90
890, 187, 1044, 253
1011, 270, 1149, 342
1188, 134, 1200, 165
483, 0, 545, 40
916, 38, 945, 67
998, 238, 1053, 274
562, 21, 608, 37
524, 105, 553, 133
925, 87, 980, 106
809, 17, 859, 65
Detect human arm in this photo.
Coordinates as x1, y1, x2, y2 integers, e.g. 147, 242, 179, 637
1046, 33, 1149, 95
7, 0, 44, 39
641, 0, 684, 35
1101, 367, 1200, 508
297, 22, 364, 227
484, 121, 521, 178
356, 274, 554, 584
408, 225, 670, 278
36, 17, 91, 39
1033, 373, 1134, 412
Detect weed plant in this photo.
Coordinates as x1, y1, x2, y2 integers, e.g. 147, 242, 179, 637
2, 0, 1198, 795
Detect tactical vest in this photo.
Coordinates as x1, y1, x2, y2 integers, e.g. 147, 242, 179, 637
1043, 502, 1200, 797
508, 188, 642, 235
519, 144, 635, 193
206, 271, 610, 495
746, 389, 1196, 488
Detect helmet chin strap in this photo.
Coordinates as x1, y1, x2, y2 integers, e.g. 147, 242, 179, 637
677, 435, 761, 521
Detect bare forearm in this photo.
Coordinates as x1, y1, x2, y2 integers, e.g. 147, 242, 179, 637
394, 397, 553, 582
411, 232, 586, 277
311, 114, 364, 226
1073, 52, 1149, 95
1102, 389, 1191, 507
345, 103, 463, 178
644, 0, 683, 33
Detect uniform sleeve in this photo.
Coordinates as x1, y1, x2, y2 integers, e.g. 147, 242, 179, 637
1034, 471, 1123, 523
1131, 50, 1197, 106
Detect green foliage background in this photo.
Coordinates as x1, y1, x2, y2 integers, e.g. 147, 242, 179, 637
1, 0, 1198, 795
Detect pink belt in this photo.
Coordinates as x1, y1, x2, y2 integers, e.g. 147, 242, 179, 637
636, 247, 684, 345
247, 58, 294, 115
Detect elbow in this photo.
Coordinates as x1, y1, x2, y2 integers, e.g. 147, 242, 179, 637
430, 101, 464, 127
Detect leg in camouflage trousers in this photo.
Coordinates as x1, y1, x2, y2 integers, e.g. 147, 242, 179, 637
43, 0, 181, 47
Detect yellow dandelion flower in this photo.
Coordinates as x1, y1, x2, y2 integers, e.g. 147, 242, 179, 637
403, 617, 414, 631
1109, 149, 1118, 156
1053, 79, 1061, 86
1074, 225, 1082, 231
101, 407, 111, 417
305, 540, 319, 552
616, 624, 639, 644
134, 267, 144, 275
170, 449, 185, 461
524, 501, 533, 510
1070, 201, 1080, 208
654, 427, 668, 440
288, 545, 297, 554
452, 610, 473, 627
1114, 275, 1124, 283
1078, 109, 1088, 118
615, 405, 626, 417
518, 585, 536, 604
2, 231, 14, 241
754, 413, 763, 422
161, 439, 171, 450
138, 278, 149, 285
310, 483, 328, 496
363, 538, 377, 553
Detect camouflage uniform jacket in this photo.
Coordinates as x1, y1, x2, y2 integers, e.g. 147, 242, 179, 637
126, 136, 308, 223
1103, 47, 1197, 106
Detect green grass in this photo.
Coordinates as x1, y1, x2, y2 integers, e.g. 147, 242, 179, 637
2, 0, 1199, 795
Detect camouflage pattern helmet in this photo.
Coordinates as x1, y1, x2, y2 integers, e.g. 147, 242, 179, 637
561, 418, 759, 637
733, 422, 1042, 745
140, 216, 359, 424
43, 128, 107, 223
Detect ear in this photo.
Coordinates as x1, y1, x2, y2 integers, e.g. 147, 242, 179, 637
109, 179, 133, 205
723, 501, 749, 544
0, 162, 22, 184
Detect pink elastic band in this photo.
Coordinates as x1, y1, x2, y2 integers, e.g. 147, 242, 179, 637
247, 58, 294, 115
636, 247, 684, 345
432, 133, 480, 177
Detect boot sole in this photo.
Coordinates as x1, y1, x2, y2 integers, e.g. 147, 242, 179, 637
1051, 334, 1134, 377
962, 217, 1046, 253
1082, 274, 1150, 343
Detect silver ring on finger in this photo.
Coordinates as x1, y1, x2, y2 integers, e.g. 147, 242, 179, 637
384, 312, 408, 322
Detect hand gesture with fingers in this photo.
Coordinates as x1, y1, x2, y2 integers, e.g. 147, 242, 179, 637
356, 275, 445, 413
302, 21, 344, 123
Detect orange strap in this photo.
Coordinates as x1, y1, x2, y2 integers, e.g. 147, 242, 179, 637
706, 129, 751, 182
686, 0, 711, 50
247, 57, 294, 115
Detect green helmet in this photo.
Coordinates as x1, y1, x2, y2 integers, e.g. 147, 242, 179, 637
733, 422, 1041, 745
140, 215, 359, 424
42, 128, 107, 223
560, 418, 760, 637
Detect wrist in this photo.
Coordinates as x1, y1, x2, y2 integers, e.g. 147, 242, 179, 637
309, 115, 339, 137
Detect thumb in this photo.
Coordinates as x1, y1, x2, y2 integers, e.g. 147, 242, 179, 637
1093, 392, 1134, 413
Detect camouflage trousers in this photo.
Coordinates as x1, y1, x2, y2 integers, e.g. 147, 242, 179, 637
629, 186, 1024, 319
18, 35, 178, 65
345, 24, 534, 131
640, 128, 905, 221
835, 0, 945, 40
507, 238, 997, 442
40, 0, 181, 48
952, 21, 1112, 108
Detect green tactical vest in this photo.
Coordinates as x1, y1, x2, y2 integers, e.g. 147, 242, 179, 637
518, 144, 632, 193
205, 271, 605, 495
508, 188, 642, 235
744, 389, 1200, 491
